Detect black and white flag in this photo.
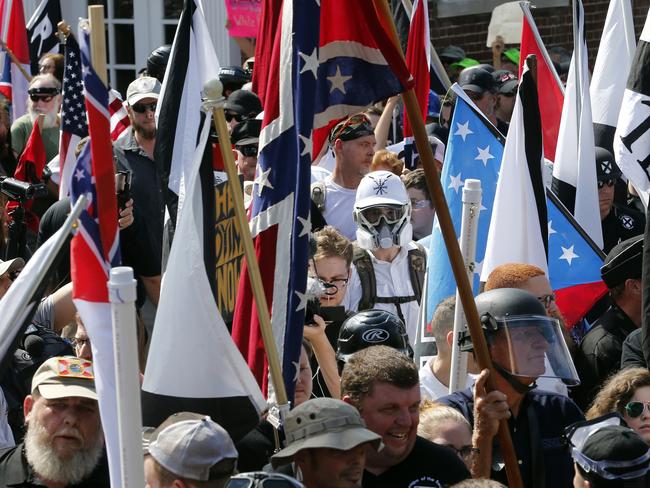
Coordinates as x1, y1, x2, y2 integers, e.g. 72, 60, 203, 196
614, 9, 650, 207
591, 0, 635, 154
26, 0, 62, 75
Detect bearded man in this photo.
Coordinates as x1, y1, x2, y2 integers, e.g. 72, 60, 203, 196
11, 74, 61, 162
114, 76, 163, 307
0, 357, 109, 487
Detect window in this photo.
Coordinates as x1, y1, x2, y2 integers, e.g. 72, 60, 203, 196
436, 0, 568, 18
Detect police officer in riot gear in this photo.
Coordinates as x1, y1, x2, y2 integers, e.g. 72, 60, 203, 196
439, 288, 584, 486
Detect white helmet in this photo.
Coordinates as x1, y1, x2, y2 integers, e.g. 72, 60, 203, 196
353, 170, 412, 250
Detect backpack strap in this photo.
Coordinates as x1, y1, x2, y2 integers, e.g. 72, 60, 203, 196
352, 246, 376, 311
407, 243, 427, 304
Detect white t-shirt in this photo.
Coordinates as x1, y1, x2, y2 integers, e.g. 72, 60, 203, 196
311, 165, 331, 184
419, 357, 476, 400
343, 242, 422, 342
322, 176, 358, 241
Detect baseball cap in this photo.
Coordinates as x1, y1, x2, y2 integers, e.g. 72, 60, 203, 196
31, 357, 97, 400
450, 57, 480, 70
224, 89, 262, 117
493, 70, 518, 95
147, 413, 238, 484
601, 235, 643, 288
458, 67, 496, 94
595, 146, 622, 181
503, 48, 520, 65
126, 76, 161, 105
271, 398, 381, 467
0, 257, 24, 277
439, 45, 466, 63
231, 119, 262, 146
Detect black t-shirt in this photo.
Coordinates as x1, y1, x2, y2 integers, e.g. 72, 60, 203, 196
362, 436, 470, 487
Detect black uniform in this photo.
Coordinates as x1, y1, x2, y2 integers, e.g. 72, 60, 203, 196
621, 328, 647, 370
0, 443, 110, 487
580, 303, 637, 397
601, 203, 645, 254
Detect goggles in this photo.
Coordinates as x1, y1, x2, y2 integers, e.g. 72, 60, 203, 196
358, 205, 406, 226
226, 472, 305, 488
131, 102, 157, 113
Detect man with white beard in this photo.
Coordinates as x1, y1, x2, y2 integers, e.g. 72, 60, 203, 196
0, 356, 109, 487
10, 74, 61, 162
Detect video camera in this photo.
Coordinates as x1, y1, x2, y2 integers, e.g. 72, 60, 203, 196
0, 177, 49, 202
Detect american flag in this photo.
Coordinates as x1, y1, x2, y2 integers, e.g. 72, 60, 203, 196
231, 0, 412, 399
59, 33, 87, 198
70, 20, 121, 487
108, 88, 130, 141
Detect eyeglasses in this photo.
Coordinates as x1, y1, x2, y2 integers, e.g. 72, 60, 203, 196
440, 444, 480, 461
317, 277, 349, 296
72, 337, 91, 349
537, 293, 556, 309
625, 401, 650, 418
226, 471, 305, 488
598, 179, 616, 189
131, 102, 157, 113
360, 205, 406, 226
410, 198, 431, 209
237, 145, 258, 157
225, 112, 244, 123
29, 94, 54, 103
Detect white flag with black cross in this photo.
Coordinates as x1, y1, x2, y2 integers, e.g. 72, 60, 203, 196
614, 9, 650, 207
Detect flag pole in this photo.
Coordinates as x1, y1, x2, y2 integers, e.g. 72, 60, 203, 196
88, 6, 108, 86
202, 80, 289, 411
519, 2, 565, 95
372, 1, 523, 486
0, 40, 31, 83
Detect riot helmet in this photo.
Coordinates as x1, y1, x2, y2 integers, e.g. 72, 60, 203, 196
336, 309, 412, 369
353, 171, 413, 250
461, 288, 579, 386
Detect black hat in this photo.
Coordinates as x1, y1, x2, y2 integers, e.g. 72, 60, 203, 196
458, 67, 496, 94
493, 70, 518, 95
439, 45, 466, 63
601, 235, 643, 288
474, 63, 495, 73
224, 90, 262, 118
336, 310, 412, 365
328, 113, 374, 145
219, 66, 251, 91
231, 119, 261, 146
146, 45, 172, 83
595, 146, 622, 182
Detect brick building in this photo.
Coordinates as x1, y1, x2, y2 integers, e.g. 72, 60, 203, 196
429, 0, 650, 66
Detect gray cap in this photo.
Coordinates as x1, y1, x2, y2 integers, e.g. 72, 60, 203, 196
271, 398, 381, 468
148, 414, 238, 484
126, 76, 161, 105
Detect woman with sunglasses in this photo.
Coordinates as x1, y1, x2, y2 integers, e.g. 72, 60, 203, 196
586, 367, 650, 445
10, 74, 61, 163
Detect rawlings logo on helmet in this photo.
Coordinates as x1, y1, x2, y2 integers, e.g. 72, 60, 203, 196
361, 328, 390, 343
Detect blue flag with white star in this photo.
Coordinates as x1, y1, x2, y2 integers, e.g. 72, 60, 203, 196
423, 86, 505, 335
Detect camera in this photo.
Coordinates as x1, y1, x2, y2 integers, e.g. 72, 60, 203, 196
0, 177, 48, 202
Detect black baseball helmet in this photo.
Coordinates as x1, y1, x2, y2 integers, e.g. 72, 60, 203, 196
146, 45, 172, 83
336, 309, 413, 365
219, 66, 251, 93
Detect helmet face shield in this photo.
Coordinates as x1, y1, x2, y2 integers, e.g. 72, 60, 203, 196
487, 315, 580, 385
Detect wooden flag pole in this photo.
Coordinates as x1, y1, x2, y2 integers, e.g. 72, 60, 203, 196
203, 80, 289, 411
371, 1, 524, 486
0, 40, 31, 83
88, 6, 108, 86
57, 21, 71, 44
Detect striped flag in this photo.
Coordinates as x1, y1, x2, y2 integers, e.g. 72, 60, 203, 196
402, 0, 429, 170
0, 0, 30, 120
614, 9, 650, 207
142, 0, 265, 442
70, 20, 121, 488
108, 88, 130, 141
552, 0, 602, 249
26, 0, 62, 75
58, 32, 87, 198
590, 0, 635, 155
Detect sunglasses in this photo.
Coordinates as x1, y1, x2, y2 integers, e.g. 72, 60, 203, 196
237, 144, 258, 157
131, 102, 157, 113
625, 401, 650, 418
598, 179, 616, 189
29, 94, 54, 103
226, 472, 304, 488
225, 112, 244, 123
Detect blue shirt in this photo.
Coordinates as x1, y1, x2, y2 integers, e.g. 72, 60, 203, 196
439, 387, 584, 487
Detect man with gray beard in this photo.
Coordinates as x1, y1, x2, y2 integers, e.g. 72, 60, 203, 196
11, 74, 61, 162
0, 356, 109, 487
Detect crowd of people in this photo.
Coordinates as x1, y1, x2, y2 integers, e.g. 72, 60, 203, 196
0, 25, 647, 488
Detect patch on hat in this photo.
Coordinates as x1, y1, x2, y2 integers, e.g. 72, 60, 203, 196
57, 358, 94, 380
370, 174, 391, 195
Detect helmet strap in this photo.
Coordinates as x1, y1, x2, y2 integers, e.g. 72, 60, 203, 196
493, 363, 536, 395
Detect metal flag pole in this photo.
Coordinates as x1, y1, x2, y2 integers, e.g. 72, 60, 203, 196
372, 1, 523, 486
108, 267, 145, 488
449, 179, 482, 393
